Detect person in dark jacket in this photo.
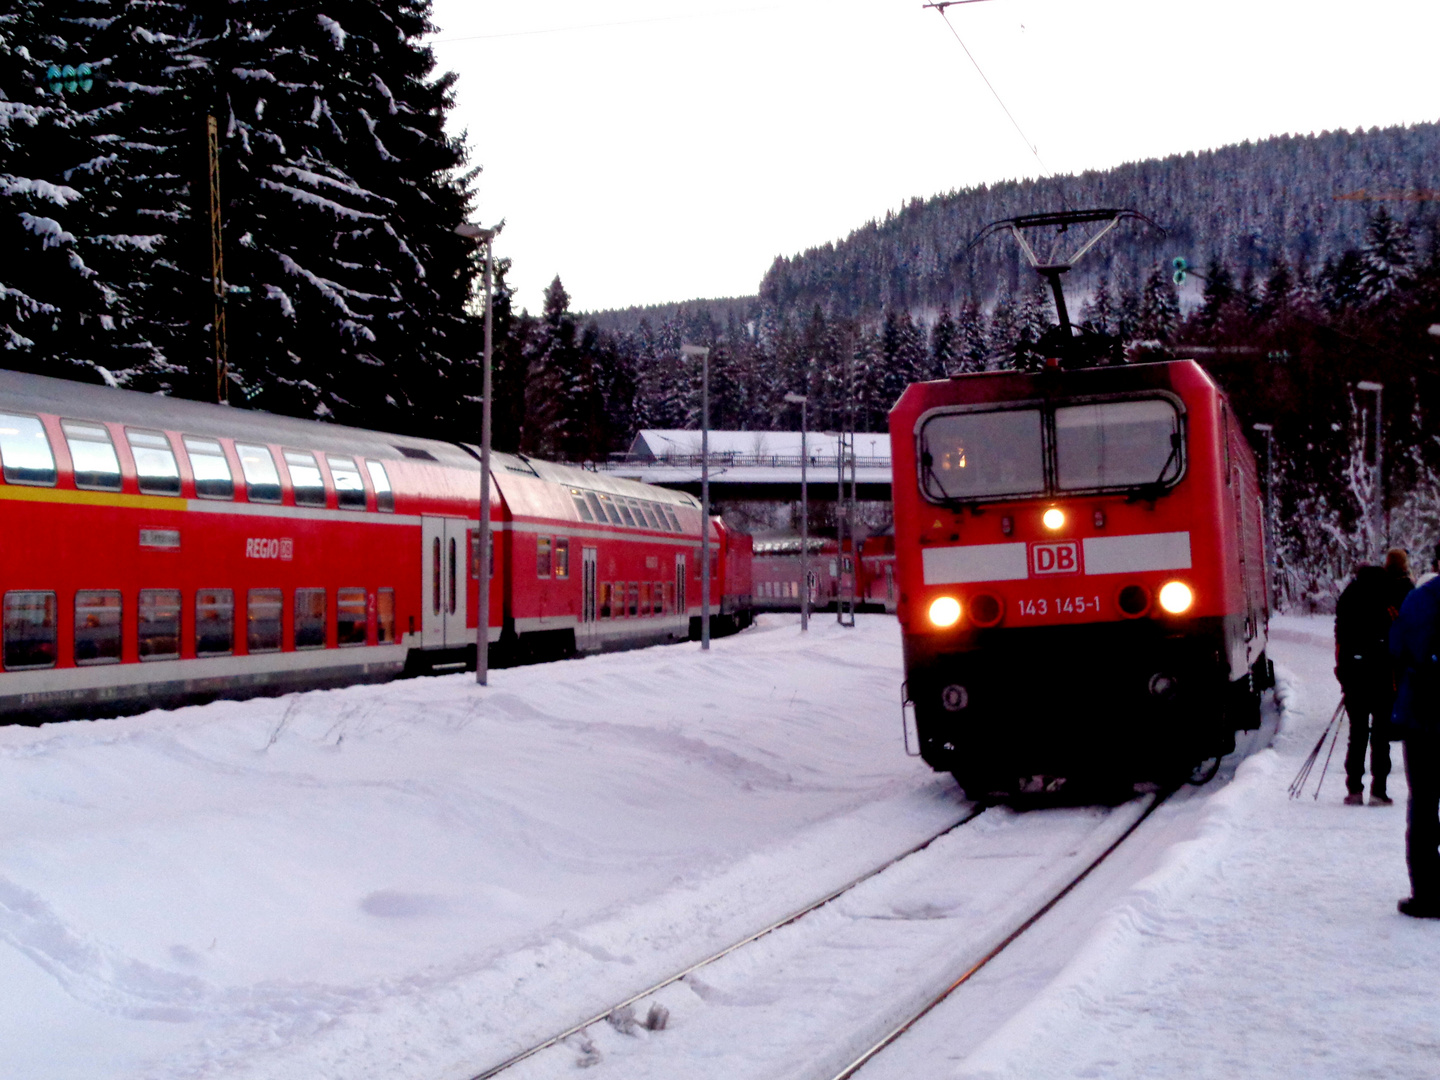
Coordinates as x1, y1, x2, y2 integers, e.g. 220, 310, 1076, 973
1336, 565, 1403, 805
1389, 566, 1440, 918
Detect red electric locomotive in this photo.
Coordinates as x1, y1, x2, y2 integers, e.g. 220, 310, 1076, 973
0, 369, 750, 724
890, 357, 1270, 794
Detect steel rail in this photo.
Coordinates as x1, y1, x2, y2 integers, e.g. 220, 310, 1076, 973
464, 804, 988, 1080
825, 788, 1174, 1080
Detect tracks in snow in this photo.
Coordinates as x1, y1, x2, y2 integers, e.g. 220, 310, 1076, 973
464, 790, 1171, 1080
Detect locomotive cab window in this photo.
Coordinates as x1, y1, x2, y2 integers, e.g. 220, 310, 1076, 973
919, 409, 1045, 502
284, 450, 327, 507
0, 413, 57, 487
62, 420, 122, 491
1055, 399, 1183, 492
183, 436, 234, 500
75, 589, 122, 665
327, 455, 367, 510
126, 429, 182, 496
4, 591, 58, 669
237, 444, 282, 503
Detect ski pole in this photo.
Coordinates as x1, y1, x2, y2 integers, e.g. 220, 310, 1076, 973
1288, 699, 1345, 800
1312, 700, 1348, 801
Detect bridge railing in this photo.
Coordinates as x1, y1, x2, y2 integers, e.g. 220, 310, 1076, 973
600, 452, 892, 471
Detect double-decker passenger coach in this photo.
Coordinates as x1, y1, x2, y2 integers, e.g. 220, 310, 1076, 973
890, 358, 1270, 795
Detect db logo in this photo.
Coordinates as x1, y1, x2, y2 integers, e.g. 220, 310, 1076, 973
1030, 540, 1080, 576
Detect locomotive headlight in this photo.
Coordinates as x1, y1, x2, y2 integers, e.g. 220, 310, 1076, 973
1042, 507, 1066, 530
929, 596, 962, 628
1158, 580, 1194, 614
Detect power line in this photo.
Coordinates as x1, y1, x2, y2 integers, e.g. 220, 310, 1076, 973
925, 1, 1046, 174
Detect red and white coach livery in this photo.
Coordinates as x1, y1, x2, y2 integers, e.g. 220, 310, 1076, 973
890, 358, 1270, 794
0, 370, 749, 723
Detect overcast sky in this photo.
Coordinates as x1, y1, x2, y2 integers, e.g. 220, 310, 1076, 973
427, 1, 1440, 315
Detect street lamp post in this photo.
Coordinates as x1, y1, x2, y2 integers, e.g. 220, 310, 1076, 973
455, 221, 499, 684
784, 392, 809, 631
1252, 423, 1276, 606
682, 344, 712, 650
1357, 380, 1384, 556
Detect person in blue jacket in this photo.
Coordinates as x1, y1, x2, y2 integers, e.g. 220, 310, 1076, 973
1389, 553, 1440, 918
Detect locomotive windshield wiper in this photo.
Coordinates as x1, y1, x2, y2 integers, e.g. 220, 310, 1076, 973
1124, 432, 1183, 501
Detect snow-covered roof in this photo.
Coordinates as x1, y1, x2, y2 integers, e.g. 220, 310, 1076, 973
627, 430, 891, 462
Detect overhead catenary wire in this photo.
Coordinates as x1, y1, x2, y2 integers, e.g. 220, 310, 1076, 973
925, 1, 1047, 174
433, 3, 786, 44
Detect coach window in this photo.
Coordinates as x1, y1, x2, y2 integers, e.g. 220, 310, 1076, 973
664, 508, 682, 532
597, 494, 624, 525
126, 429, 182, 496
537, 536, 552, 578
328, 455, 367, 510
1054, 400, 1182, 492
137, 588, 181, 661
639, 582, 651, 616
3, 591, 57, 670
195, 589, 234, 656
584, 491, 605, 523
365, 460, 394, 512
295, 588, 326, 649
616, 501, 637, 527
248, 588, 283, 652
642, 503, 663, 529
337, 588, 367, 646
628, 583, 640, 617
62, 421, 122, 491
74, 589, 122, 665
571, 489, 594, 522
0, 413, 57, 487
236, 443, 282, 503
652, 583, 663, 615
376, 588, 396, 644
554, 539, 570, 580
663, 582, 674, 614
285, 450, 327, 507
183, 436, 234, 500
599, 583, 613, 619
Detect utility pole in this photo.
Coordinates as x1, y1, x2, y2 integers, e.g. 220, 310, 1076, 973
1357, 380, 1384, 555
1252, 423, 1276, 608
785, 391, 809, 631
682, 344, 712, 650
456, 222, 501, 684
207, 114, 227, 404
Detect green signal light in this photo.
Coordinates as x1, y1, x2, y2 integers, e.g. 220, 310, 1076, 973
62, 65, 78, 93
76, 62, 93, 92
45, 64, 63, 94
1172, 255, 1189, 285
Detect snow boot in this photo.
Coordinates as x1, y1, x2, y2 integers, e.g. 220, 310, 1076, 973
1371, 789, 1393, 806
1398, 897, 1440, 919
1344, 791, 1365, 806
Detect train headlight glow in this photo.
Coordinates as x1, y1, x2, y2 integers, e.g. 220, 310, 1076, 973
1042, 507, 1065, 530
1158, 581, 1194, 614
929, 596, 962, 628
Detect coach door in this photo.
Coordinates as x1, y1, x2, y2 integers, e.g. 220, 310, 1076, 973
580, 546, 598, 648
675, 554, 687, 616
422, 516, 470, 648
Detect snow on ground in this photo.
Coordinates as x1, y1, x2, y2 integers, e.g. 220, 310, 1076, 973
6, 611, 1437, 1080
0, 615, 961, 1080
929, 614, 1440, 1080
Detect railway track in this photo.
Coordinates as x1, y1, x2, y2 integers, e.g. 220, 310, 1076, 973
462, 805, 986, 1080
461, 789, 1171, 1080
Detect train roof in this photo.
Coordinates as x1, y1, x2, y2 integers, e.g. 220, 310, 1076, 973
0, 368, 699, 509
